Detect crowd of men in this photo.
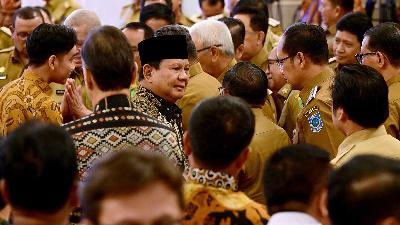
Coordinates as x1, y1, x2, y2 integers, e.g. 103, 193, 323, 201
0, 0, 399, 225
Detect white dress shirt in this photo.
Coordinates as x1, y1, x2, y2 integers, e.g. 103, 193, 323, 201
268, 212, 322, 225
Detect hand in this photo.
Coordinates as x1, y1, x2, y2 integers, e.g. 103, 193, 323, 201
65, 78, 92, 119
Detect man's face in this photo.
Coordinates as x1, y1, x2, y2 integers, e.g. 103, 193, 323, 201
276, 36, 302, 90
52, 46, 77, 84
200, 0, 224, 18
333, 30, 360, 65
145, 18, 170, 32
360, 36, 380, 71
233, 13, 262, 61
319, 0, 337, 28
122, 28, 145, 69
12, 16, 43, 56
267, 48, 286, 92
71, 25, 89, 68
97, 181, 183, 225
147, 58, 189, 103
0, 0, 20, 27
191, 32, 214, 76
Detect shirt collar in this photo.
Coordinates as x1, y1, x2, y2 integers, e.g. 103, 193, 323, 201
188, 62, 203, 78
22, 69, 52, 94
277, 83, 293, 99
184, 167, 238, 192
299, 67, 334, 104
94, 94, 132, 112
217, 58, 237, 83
250, 46, 268, 67
386, 74, 400, 86
268, 212, 322, 225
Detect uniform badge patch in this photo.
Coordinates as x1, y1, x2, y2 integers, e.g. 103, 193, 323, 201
308, 111, 323, 133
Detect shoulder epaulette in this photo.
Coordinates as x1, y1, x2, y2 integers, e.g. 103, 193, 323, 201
0, 27, 11, 36
268, 18, 281, 27
0, 46, 14, 54
305, 85, 319, 106
328, 56, 336, 64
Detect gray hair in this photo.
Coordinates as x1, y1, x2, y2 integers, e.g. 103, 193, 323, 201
189, 20, 235, 57
64, 9, 101, 31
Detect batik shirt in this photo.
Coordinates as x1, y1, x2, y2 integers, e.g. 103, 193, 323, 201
132, 85, 184, 148
183, 167, 270, 225
63, 94, 187, 179
0, 69, 62, 136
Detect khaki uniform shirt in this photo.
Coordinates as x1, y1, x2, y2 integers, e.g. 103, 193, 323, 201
0, 47, 25, 88
0, 27, 13, 50
176, 63, 220, 131
183, 167, 269, 225
263, 31, 280, 59
217, 58, 237, 83
278, 88, 301, 140
239, 108, 290, 204
384, 74, 400, 139
262, 93, 278, 123
0, 69, 62, 136
331, 125, 400, 167
46, 0, 81, 24
250, 45, 269, 71
294, 68, 345, 158
326, 25, 336, 58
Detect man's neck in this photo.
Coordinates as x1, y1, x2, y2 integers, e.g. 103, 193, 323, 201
12, 209, 70, 225
300, 64, 330, 89
90, 88, 131, 109
27, 66, 51, 83
15, 50, 29, 66
212, 56, 234, 78
341, 121, 365, 137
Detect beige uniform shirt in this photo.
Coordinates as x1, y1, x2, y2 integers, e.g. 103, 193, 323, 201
0, 27, 13, 50
331, 125, 400, 167
295, 68, 345, 158
217, 58, 237, 83
176, 63, 221, 131
120, 3, 140, 24
384, 74, 400, 140
239, 107, 290, 204
326, 25, 336, 58
276, 84, 302, 140
0, 47, 25, 89
0, 69, 62, 136
46, 0, 81, 24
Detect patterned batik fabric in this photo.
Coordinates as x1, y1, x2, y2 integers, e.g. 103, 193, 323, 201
63, 95, 187, 179
0, 69, 62, 136
131, 86, 184, 148
183, 167, 270, 225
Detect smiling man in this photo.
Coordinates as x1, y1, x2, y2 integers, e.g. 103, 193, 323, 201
0, 23, 77, 136
331, 12, 372, 70
132, 34, 189, 148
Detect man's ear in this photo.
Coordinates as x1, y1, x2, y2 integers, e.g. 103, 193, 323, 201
0, 179, 10, 204
68, 179, 79, 208
210, 46, 220, 63
142, 64, 153, 82
234, 147, 250, 170
131, 61, 138, 86
376, 52, 386, 69
235, 44, 245, 60
48, 55, 57, 71
256, 31, 266, 46
85, 69, 95, 91
318, 188, 329, 218
297, 52, 306, 69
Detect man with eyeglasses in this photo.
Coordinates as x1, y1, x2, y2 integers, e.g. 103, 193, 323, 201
267, 47, 301, 140
0, 7, 43, 88
357, 22, 400, 140
189, 20, 236, 83
276, 23, 345, 158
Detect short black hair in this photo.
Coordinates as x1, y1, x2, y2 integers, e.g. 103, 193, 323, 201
328, 155, 400, 225
283, 23, 328, 65
0, 138, 6, 210
329, 0, 354, 13
2, 121, 77, 213
12, 6, 44, 28
231, 5, 268, 41
140, 3, 175, 26
34, 6, 52, 23
263, 144, 331, 214
155, 25, 197, 64
364, 22, 400, 67
332, 64, 388, 128
231, 0, 269, 17
336, 12, 373, 44
140, 0, 173, 10
223, 62, 268, 106
82, 25, 134, 91
198, 0, 225, 8
123, 22, 154, 40
219, 17, 245, 52
27, 23, 77, 66
188, 96, 255, 170
81, 149, 183, 225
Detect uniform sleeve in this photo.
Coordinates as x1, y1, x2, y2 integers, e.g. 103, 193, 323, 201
298, 100, 345, 158
0, 105, 26, 136
38, 100, 63, 125
384, 100, 400, 140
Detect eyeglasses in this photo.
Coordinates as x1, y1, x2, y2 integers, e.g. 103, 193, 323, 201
276, 55, 293, 73
197, 44, 223, 53
355, 52, 378, 64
